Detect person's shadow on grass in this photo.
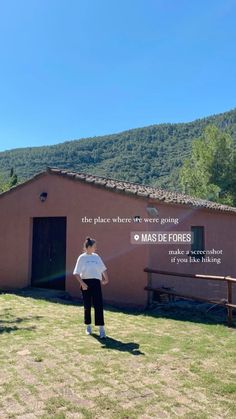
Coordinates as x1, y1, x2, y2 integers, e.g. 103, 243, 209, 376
91, 333, 145, 355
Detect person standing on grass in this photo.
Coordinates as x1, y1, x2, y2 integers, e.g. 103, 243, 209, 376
73, 236, 109, 338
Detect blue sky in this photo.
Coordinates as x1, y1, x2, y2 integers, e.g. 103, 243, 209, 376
0, 0, 236, 152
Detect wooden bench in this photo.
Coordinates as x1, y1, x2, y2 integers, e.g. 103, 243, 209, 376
145, 286, 176, 303
144, 268, 236, 327
144, 285, 228, 306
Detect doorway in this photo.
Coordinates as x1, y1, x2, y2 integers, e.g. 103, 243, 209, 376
31, 217, 67, 290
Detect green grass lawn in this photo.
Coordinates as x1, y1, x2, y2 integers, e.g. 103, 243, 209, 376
0, 292, 235, 419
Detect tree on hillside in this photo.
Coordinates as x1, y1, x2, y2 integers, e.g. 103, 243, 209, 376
9, 167, 18, 187
0, 167, 18, 193
179, 125, 236, 206
0, 174, 9, 193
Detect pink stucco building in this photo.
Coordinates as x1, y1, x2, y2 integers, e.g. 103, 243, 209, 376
0, 167, 235, 307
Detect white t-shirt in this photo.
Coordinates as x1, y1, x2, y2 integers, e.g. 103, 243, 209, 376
73, 252, 107, 280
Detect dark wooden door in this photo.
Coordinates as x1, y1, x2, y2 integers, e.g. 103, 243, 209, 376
31, 217, 66, 290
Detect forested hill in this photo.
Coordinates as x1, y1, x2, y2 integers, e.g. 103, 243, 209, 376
1, 108, 236, 191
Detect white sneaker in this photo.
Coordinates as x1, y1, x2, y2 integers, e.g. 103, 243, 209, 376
86, 325, 92, 335
99, 325, 106, 338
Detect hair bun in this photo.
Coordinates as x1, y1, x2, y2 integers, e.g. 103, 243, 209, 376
83, 236, 96, 249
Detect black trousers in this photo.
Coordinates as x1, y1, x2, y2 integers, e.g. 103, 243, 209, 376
80, 278, 105, 326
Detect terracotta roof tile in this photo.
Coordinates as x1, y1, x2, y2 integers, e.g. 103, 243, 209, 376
1, 166, 236, 214
46, 167, 236, 214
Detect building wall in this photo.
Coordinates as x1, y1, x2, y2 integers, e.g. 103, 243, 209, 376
147, 200, 236, 303
0, 173, 149, 308
0, 172, 235, 307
